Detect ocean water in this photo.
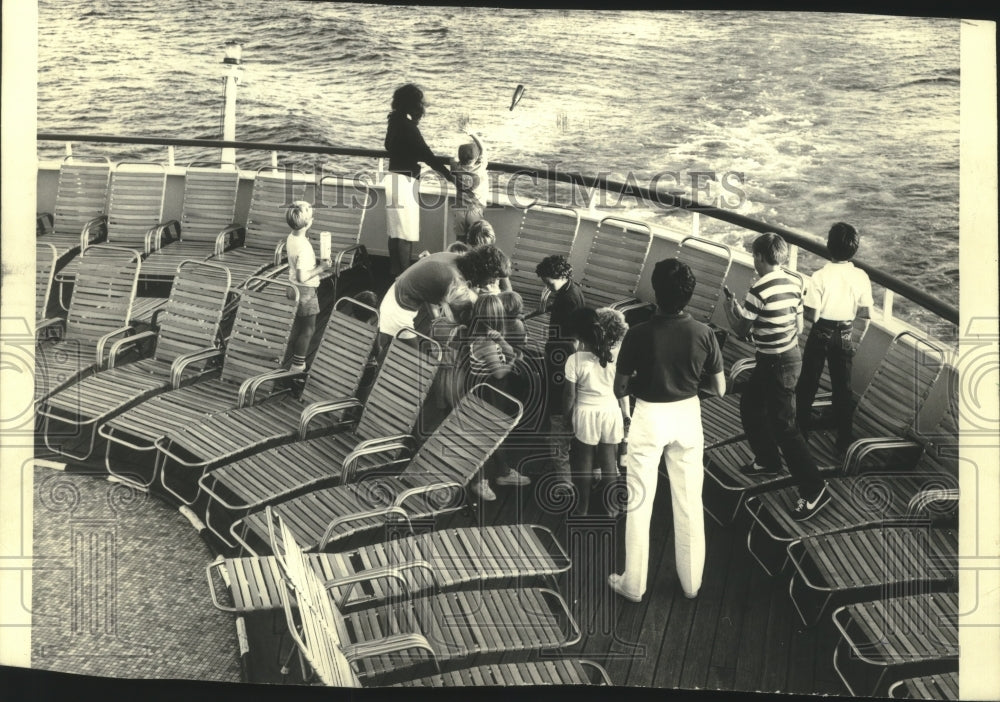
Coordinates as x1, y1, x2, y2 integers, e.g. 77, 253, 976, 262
37, 2, 960, 330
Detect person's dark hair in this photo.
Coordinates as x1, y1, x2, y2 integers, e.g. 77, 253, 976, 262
389, 83, 426, 124
569, 307, 614, 367
650, 258, 696, 313
456, 245, 510, 289
447, 241, 471, 253
535, 254, 573, 280
348, 290, 379, 323
465, 219, 496, 248
751, 232, 789, 266
826, 222, 860, 261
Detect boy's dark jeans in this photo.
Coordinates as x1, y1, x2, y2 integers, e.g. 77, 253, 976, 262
796, 319, 856, 448
740, 347, 824, 498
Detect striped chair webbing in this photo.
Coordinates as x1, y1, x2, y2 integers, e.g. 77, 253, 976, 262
244, 173, 305, 253
62, 247, 140, 342
151, 262, 231, 363
177, 168, 240, 244
351, 336, 441, 443
853, 334, 945, 439
311, 180, 370, 254
346, 588, 567, 681
398, 390, 518, 491
890, 672, 959, 700
580, 219, 651, 307
677, 236, 732, 325
217, 281, 299, 385
214, 523, 567, 613
398, 660, 605, 687
36, 243, 57, 321
273, 516, 358, 687
299, 309, 378, 406
839, 592, 958, 665
799, 526, 957, 590
509, 205, 580, 311
51, 160, 110, 237
105, 166, 167, 250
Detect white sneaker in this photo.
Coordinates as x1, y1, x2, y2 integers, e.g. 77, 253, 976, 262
495, 469, 531, 487
471, 480, 496, 501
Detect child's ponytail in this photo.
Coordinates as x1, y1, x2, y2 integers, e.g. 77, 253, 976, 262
593, 321, 613, 367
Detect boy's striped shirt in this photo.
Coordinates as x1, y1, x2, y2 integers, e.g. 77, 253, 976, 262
734, 269, 803, 354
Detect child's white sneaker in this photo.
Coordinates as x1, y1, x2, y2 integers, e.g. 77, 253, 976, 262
471, 479, 496, 501
495, 469, 530, 487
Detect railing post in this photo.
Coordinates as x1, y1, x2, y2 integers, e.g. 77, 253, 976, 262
167, 146, 175, 168
883, 289, 895, 321
691, 212, 700, 238
787, 244, 799, 271
64, 142, 72, 158
271, 151, 279, 172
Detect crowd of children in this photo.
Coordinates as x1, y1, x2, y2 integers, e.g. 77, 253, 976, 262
283, 136, 874, 605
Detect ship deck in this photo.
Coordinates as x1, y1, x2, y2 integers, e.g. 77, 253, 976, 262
29, 267, 846, 695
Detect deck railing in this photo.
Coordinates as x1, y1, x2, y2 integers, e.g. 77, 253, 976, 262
37, 132, 959, 327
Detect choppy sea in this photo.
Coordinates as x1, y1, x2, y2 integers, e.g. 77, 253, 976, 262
37, 2, 960, 330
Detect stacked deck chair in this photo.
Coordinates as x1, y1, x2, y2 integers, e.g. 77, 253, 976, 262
832, 592, 958, 697
37, 261, 231, 462
53, 162, 167, 310
205, 167, 306, 291
97, 277, 299, 489
35, 242, 58, 327
154, 296, 381, 506
888, 672, 959, 700
230, 383, 523, 555
35, 156, 110, 269
285, 175, 372, 301
34, 245, 141, 403
703, 330, 946, 526
741, 391, 959, 576
208, 523, 571, 614
270, 512, 592, 687
786, 516, 958, 627
198, 328, 441, 546
129, 163, 241, 325
525, 215, 653, 349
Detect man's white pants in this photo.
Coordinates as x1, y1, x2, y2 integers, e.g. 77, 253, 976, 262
622, 396, 705, 598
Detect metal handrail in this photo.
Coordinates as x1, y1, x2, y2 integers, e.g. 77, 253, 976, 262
37, 132, 959, 325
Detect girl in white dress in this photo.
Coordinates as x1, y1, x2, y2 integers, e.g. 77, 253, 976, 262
563, 307, 629, 516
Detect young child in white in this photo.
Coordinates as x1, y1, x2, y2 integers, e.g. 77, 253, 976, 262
451, 133, 489, 241
563, 306, 629, 516
285, 201, 331, 372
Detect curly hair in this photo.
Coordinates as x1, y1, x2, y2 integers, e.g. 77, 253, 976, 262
389, 83, 426, 124
455, 245, 511, 289
534, 254, 573, 280
595, 307, 628, 348
465, 219, 496, 248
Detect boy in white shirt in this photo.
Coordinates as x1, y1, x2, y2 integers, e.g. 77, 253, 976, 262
285, 201, 331, 372
796, 222, 874, 453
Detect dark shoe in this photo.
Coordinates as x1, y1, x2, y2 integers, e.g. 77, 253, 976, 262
791, 484, 832, 521
739, 461, 781, 477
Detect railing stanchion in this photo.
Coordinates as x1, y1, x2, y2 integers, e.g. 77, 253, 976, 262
883, 289, 895, 322
788, 244, 799, 271
691, 211, 700, 238
271, 151, 279, 172
167, 146, 175, 168
65, 142, 72, 158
